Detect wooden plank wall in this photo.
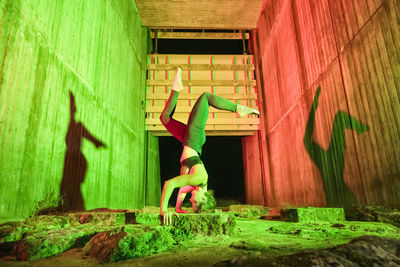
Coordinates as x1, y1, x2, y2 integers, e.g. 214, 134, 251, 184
248, 0, 400, 207
135, 0, 264, 29
146, 54, 260, 136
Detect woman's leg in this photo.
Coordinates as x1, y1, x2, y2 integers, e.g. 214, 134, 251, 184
187, 92, 237, 128
183, 92, 259, 154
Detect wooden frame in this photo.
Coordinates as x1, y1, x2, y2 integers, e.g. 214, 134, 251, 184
151, 31, 250, 40
146, 54, 260, 136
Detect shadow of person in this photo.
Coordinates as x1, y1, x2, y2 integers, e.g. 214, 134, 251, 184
303, 87, 369, 212
60, 92, 106, 211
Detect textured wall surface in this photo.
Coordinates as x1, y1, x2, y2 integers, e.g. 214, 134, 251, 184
248, 0, 400, 208
0, 0, 158, 220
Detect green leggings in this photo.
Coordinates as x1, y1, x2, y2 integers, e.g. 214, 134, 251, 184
184, 92, 237, 155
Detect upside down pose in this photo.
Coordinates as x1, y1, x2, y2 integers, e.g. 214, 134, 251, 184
160, 68, 259, 225
303, 86, 369, 210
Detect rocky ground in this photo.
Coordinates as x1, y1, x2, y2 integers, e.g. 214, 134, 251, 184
1, 205, 400, 266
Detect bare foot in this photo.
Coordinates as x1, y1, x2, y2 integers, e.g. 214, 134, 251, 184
237, 104, 260, 117
172, 67, 183, 91
175, 208, 188, 214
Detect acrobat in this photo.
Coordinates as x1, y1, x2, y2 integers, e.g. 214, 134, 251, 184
159, 68, 259, 225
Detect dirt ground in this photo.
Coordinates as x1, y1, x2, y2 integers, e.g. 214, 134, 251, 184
2, 217, 399, 266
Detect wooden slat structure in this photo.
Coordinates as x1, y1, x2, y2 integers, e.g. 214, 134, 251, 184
135, 0, 264, 30
151, 31, 250, 40
146, 54, 260, 136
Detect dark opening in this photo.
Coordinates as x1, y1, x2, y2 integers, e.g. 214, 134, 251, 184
159, 136, 245, 206
155, 39, 247, 54
152, 29, 248, 55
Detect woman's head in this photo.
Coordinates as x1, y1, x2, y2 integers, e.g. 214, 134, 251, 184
190, 187, 216, 213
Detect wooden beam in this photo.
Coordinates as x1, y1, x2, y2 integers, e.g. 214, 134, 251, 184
148, 54, 253, 60
146, 118, 260, 125
151, 31, 250, 40
146, 105, 258, 113
146, 80, 256, 87
146, 92, 258, 100
147, 64, 255, 71
147, 125, 259, 131
150, 130, 258, 136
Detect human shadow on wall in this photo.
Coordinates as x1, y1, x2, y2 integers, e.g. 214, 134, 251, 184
303, 87, 369, 211
60, 92, 106, 211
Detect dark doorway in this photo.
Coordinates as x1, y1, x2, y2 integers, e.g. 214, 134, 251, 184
155, 39, 246, 54
159, 136, 245, 207
152, 29, 248, 55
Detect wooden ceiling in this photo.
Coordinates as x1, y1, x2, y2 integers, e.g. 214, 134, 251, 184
134, 0, 264, 30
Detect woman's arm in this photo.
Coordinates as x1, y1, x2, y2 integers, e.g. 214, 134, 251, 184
175, 185, 195, 213
160, 177, 190, 215
160, 166, 206, 216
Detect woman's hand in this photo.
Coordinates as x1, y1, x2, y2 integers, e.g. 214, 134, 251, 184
175, 208, 188, 214
160, 211, 178, 226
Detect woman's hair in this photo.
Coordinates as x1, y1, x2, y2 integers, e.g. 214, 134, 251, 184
195, 190, 216, 213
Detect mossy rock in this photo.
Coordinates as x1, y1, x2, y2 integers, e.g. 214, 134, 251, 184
0, 221, 31, 242
229, 205, 267, 218
12, 225, 106, 260
66, 212, 126, 226
112, 225, 175, 261
216, 235, 400, 266
133, 206, 160, 225
26, 215, 71, 230
352, 206, 400, 228
172, 212, 236, 236
281, 207, 346, 223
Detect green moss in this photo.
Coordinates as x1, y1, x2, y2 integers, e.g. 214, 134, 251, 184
172, 213, 236, 236
67, 212, 126, 226
3, 210, 400, 263
135, 213, 160, 225
24, 226, 100, 260
0, 222, 31, 242
229, 205, 266, 218
282, 207, 346, 223
112, 226, 175, 261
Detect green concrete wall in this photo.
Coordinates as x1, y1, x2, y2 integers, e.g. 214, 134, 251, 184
0, 0, 160, 221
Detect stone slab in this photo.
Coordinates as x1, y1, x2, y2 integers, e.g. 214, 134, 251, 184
172, 213, 236, 236
281, 207, 346, 223
67, 212, 127, 226
10, 226, 106, 260
216, 235, 400, 266
353, 206, 400, 228
229, 205, 267, 218
111, 225, 175, 262
0, 209, 237, 262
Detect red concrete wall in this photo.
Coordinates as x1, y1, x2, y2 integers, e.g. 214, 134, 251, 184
244, 0, 400, 208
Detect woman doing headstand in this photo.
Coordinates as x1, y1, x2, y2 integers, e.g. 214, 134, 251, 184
160, 68, 259, 225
